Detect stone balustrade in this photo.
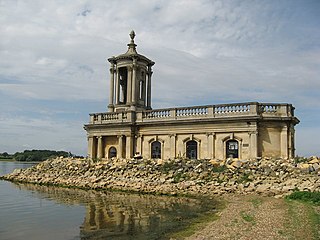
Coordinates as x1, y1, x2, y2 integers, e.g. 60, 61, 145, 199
89, 102, 295, 124
90, 111, 130, 124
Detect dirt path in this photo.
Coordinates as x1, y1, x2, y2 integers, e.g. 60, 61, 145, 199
185, 194, 315, 240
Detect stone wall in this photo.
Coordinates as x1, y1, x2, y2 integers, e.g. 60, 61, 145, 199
2, 156, 319, 198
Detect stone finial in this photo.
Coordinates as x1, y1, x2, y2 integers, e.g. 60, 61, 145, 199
129, 30, 135, 42
127, 30, 137, 54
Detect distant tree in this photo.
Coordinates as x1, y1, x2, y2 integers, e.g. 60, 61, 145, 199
13, 149, 71, 162
2, 152, 9, 157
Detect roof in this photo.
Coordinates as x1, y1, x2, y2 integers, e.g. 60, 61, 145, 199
108, 30, 155, 65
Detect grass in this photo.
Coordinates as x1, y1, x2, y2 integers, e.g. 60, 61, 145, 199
285, 191, 320, 240
0, 157, 14, 161
249, 197, 263, 208
211, 165, 227, 173
237, 173, 253, 184
286, 191, 320, 205
240, 210, 255, 224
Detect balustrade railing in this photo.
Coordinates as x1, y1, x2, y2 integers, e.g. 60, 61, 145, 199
143, 109, 171, 119
176, 106, 208, 117
89, 102, 293, 124
90, 112, 128, 123
259, 104, 278, 113
214, 103, 250, 115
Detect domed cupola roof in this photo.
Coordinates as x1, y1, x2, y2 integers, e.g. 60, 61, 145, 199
108, 30, 155, 66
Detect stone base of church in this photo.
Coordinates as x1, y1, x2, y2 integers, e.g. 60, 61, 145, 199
84, 102, 299, 160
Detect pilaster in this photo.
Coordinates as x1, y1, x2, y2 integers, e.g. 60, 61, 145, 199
170, 134, 176, 159
97, 136, 103, 159
250, 131, 258, 159
281, 125, 288, 159
207, 133, 215, 159
87, 136, 94, 159
136, 135, 143, 155
118, 135, 123, 159
126, 135, 133, 159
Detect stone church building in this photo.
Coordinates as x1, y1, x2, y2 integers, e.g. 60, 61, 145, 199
84, 31, 299, 160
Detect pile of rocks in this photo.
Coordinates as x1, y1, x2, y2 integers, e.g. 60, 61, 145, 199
2, 156, 320, 198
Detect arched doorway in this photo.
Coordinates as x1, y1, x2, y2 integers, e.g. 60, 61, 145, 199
226, 140, 239, 158
186, 140, 197, 159
151, 141, 161, 159
108, 146, 117, 158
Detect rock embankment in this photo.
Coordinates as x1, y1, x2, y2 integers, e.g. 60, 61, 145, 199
2, 156, 320, 197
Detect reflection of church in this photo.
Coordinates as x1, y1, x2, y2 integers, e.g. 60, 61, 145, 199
84, 31, 299, 160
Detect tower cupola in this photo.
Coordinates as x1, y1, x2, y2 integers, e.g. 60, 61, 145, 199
107, 31, 155, 112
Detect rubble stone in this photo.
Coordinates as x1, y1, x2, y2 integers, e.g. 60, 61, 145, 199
1, 156, 319, 197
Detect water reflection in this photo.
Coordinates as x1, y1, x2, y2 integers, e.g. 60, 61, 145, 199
13, 183, 218, 239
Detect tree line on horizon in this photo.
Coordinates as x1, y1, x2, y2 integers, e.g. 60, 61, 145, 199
0, 150, 83, 161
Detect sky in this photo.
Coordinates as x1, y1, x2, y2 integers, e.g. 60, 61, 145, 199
0, 0, 319, 157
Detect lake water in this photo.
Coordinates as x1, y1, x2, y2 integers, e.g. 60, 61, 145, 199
0, 161, 218, 240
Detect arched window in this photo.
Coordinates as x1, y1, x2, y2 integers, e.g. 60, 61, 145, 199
226, 140, 239, 158
151, 141, 161, 159
108, 147, 117, 159
186, 140, 197, 159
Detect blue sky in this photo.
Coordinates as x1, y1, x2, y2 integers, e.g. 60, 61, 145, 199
0, 0, 319, 156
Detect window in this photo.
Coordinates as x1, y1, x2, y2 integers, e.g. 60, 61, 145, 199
108, 147, 117, 158
186, 140, 197, 159
226, 140, 238, 158
151, 141, 161, 159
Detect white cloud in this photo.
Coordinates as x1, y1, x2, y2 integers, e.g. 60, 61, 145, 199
0, 0, 319, 155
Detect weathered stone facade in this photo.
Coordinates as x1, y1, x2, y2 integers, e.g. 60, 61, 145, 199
84, 31, 299, 160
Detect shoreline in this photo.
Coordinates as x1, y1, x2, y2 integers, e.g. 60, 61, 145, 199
1, 156, 319, 198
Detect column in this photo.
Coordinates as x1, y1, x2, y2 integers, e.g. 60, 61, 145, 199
127, 66, 132, 105
108, 64, 115, 112
118, 135, 123, 159
97, 136, 103, 159
250, 131, 258, 159
288, 125, 294, 158
126, 135, 132, 159
198, 140, 201, 159
147, 66, 152, 109
131, 59, 137, 110
115, 69, 119, 105
281, 125, 288, 159
87, 136, 94, 159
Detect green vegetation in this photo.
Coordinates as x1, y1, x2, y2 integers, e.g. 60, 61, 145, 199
240, 210, 255, 224
285, 191, 320, 239
286, 191, 320, 205
249, 198, 263, 208
1, 150, 82, 162
237, 173, 253, 184
294, 156, 309, 164
0, 152, 13, 160
211, 165, 227, 173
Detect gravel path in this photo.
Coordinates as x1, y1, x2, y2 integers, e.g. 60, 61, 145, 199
185, 194, 314, 240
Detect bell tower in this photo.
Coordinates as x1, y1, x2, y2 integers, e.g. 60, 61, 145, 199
107, 30, 155, 112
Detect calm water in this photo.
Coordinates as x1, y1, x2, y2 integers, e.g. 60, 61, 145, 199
0, 161, 218, 240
